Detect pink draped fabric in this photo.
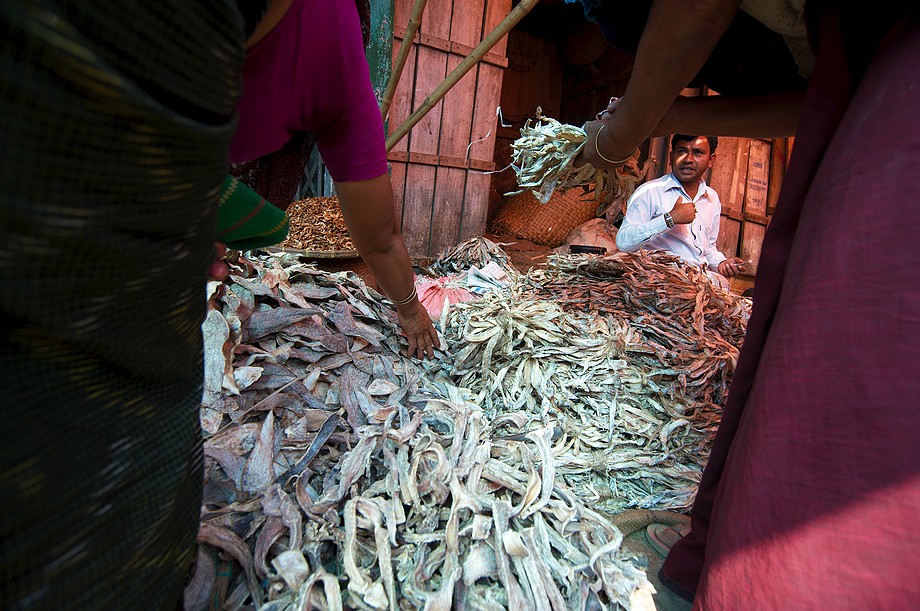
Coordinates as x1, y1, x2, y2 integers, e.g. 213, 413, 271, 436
662, 8, 920, 609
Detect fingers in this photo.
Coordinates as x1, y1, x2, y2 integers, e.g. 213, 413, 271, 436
209, 261, 229, 281
720, 259, 744, 278
413, 333, 431, 360
422, 324, 440, 360
412, 330, 437, 360
596, 97, 620, 119
404, 322, 441, 360
208, 242, 229, 281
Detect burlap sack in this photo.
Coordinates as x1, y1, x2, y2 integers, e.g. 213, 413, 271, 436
491, 189, 599, 247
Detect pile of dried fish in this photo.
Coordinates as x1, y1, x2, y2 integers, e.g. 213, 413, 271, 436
427, 236, 515, 277
424, 248, 750, 513
436, 293, 714, 514
506, 110, 649, 215
280, 196, 354, 252
193, 252, 656, 611
527, 251, 751, 405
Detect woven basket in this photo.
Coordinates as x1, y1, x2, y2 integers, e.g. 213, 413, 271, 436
491, 189, 598, 247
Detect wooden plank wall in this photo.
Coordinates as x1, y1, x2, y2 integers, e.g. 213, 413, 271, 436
462, 0, 508, 241
387, 0, 511, 257
493, 29, 565, 221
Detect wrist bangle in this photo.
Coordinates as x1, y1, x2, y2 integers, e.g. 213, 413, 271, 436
390, 285, 417, 307
664, 212, 675, 228
594, 125, 638, 165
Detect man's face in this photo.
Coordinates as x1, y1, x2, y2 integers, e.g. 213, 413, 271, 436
670, 137, 714, 186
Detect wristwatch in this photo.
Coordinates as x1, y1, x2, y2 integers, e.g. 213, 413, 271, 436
663, 212, 675, 228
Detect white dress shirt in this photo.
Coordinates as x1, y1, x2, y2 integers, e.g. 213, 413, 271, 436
616, 173, 727, 271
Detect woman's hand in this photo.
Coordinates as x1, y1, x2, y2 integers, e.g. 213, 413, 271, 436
576, 97, 637, 169
396, 299, 441, 360
595, 96, 622, 121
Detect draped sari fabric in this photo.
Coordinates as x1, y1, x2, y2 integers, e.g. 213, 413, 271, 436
662, 6, 920, 608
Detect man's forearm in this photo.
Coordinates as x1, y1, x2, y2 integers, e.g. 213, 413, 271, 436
616, 215, 670, 252
653, 90, 805, 138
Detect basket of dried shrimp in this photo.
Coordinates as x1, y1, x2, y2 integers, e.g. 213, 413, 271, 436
271, 196, 358, 258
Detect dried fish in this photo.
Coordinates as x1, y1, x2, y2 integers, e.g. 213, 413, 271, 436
428, 249, 749, 515
507, 110, 595, 204
506, 109, 650, 216
194, 251, 660, 610
427, 236, 516, 278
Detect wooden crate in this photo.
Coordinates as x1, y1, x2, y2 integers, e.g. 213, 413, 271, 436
387, 0, 511, 257
744, 139, 771, 223
708, 137, 749, 221
716, 216, 742, 259
740, 220, 767, 277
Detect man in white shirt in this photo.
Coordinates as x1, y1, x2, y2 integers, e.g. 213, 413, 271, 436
616, 134, 745, 289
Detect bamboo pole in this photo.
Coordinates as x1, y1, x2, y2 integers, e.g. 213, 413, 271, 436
385, 0, 540, 152
380, 0, 428, 122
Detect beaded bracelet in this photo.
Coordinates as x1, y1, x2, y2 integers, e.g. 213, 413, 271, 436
391, 285, 417, 307
594, 125, 638, 165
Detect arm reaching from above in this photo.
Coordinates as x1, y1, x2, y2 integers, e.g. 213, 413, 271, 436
578, 0, 743, 169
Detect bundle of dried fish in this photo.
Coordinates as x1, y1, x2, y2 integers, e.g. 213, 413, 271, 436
427, 236, 516, 277
507, 111, 596, 204
527, 251, 751, 405
279, 196, 354, 252
506, 110, 649, 215
193, 251, 656, 611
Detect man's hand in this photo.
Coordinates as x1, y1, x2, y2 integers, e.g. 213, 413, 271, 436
718, 257, 746, 278
669, 197, 697, 225
396, 300, 441, 360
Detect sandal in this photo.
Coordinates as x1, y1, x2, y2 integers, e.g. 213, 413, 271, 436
645, 522, 691, 558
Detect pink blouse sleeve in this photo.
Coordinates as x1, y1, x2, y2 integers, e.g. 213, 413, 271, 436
230, 0, 388, 183
310, 0, 388, 183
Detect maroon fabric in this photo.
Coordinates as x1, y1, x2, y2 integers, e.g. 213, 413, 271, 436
230, 132, 314, 211
662, 9, 920, 609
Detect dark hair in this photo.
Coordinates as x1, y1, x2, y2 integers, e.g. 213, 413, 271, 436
670, 134, 718, 154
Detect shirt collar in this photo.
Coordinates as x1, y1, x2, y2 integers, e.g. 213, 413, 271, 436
665, 173, 714, 201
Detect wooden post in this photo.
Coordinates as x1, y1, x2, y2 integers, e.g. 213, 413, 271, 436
385, 0, 540, 152
380, 0, 427, 121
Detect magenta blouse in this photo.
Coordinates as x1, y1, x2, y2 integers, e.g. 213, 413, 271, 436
229, 0, 388, 183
